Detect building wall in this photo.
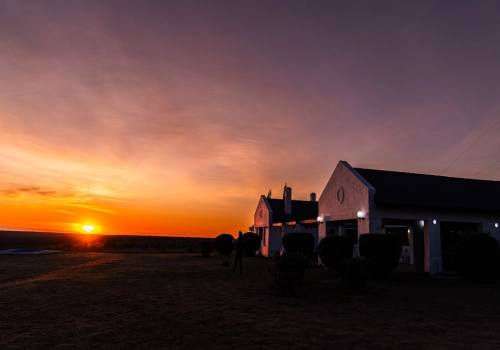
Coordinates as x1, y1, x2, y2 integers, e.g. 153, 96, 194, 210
371, 205, 500, 273
254, 195, 320, 257
318, 161, 373, 242
317, 160, 500, 274
254, 196, 271, 228
268, 226, 282, 256
253, 196, 272, 256
372, 207, 500, 238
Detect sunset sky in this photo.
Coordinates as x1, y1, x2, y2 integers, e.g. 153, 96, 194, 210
1, 0, 500, 237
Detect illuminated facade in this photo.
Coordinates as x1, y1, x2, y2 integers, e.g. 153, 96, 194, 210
253, 185, 318, 257
318, 161, 500, 274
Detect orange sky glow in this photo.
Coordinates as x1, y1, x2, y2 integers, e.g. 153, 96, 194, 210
1, 1, 500, 237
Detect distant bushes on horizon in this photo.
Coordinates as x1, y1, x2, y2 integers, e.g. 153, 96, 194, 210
0, 231, 214, 254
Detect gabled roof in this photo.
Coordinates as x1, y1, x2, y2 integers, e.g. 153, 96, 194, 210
354, 168, 500, 212
266, 198, 318, 223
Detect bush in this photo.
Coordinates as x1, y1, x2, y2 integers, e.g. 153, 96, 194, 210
214, 234, 234, 255
270, 253, 308, 296
318, 235, 354, 270
359, 233, 402, 279
282, 232, 315, 255
242, 232, 261, 257
453, 232, 500, 283
200, 241, 212, 257
341, 257, 370, 293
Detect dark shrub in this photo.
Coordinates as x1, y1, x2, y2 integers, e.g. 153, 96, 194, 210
318, 235, 354, 270
200, 241, 212, 257
359, 233, 402, 279
242, 232, 261, 257
453, 232, 500, 283
341, 257, 370, 293
282, 232, 315, 255
214, 234, 234, 255
270, 253, 308, 296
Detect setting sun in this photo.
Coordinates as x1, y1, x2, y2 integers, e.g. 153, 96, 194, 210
82, 225, 95, 233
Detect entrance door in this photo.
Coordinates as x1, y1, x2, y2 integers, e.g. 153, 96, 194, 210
384, 226, 412, 264
440, 221, 480, 271
381, 218, 425, 270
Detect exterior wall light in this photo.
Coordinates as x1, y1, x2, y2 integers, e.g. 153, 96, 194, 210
496, 223, 499, 228
357, 211, 364, 221
317, 216, 323, 224
433, 219, 437, 225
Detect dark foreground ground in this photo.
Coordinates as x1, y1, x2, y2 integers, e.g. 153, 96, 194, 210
1, 253, 500, 349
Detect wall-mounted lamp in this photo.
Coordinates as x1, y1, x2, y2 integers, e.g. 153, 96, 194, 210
432, 219, 437, 225
495, 223, 499, 228
357, 211, 364, 221
317, 216, 324, 224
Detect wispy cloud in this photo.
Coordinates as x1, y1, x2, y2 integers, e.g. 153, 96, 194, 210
55, 210, 75, 215
1, 186, 58, 198
66, 204, 117, 215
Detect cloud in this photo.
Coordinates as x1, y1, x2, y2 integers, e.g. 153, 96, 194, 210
66, 204, 117, 215
55, 210, 75, 215
1, 186, 58, 198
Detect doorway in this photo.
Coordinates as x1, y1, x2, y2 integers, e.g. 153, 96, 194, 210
440, 221, 480, 271
326, 219, 358, 255
381, 218, 425, 271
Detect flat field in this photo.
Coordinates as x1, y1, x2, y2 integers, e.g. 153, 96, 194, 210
1, 253, 500, 349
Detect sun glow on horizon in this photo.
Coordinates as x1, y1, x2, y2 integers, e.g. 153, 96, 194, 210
82, 225, 95, 233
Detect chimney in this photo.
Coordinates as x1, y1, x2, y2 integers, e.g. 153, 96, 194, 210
310, 192, 316, 202
283, 184, 292, 214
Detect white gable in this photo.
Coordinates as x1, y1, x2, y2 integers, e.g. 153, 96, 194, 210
319, 161, 374, 221
254, 195, 272, 227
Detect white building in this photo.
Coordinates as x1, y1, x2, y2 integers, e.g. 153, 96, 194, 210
318, 161, 500, 274
253, 184, 318, 257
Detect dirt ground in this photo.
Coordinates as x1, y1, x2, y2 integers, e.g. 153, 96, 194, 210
1, 252, 500, 349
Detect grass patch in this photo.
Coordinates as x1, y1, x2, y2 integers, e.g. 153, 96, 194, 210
1, 253, 500, 349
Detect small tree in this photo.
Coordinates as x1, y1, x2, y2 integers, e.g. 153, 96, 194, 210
242, 232, 261, 257
359, 233, 401, 279
453, 232, 500, 283
270, 253, 307, 296
341, 257, 370, 293
200, 241, 212, 258
282, 232, 315, 255
318, 235, 354, 270
214, 234, 234, 255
